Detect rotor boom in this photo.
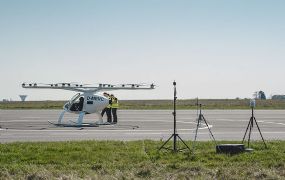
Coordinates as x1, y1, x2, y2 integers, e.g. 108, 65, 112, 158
22, 82, 155, 92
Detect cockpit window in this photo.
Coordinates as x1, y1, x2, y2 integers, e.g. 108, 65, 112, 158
69, 95, 84, 111
69, 93, 81, 104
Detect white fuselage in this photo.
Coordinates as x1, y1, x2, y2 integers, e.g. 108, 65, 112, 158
64, 93, 109, 114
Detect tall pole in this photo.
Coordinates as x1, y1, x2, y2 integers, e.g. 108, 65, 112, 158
159, 81, 190, 152
173, 81, 177, 151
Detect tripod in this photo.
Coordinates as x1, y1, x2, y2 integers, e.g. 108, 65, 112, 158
242, 106, 267, 149
159, 81, 191, 152
192, 103, 217, 152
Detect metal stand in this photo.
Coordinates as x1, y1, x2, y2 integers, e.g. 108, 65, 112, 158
242, 107, 267, 149
159, 81, 191, 152
192, 103, 217, 152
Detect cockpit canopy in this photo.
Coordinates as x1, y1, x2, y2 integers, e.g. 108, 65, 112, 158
64, 93, 84, 112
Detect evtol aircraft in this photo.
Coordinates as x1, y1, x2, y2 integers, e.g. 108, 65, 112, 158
22, 82, 155, 127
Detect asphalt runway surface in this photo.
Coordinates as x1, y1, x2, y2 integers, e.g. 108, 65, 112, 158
0, 110, 285, 143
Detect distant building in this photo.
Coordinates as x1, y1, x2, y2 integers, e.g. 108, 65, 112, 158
254, 91, 266, 100
19, 95, 28, 102
258, 91, 266, 100
272, 95, 285, 100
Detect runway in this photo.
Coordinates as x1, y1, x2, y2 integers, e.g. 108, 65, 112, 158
0, 110, 285, 143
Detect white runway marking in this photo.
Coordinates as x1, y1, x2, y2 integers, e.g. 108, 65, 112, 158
216, 119, 248, 122
257, 121, 285, 126
124, 131, 285, 135
217, 119, 285, 126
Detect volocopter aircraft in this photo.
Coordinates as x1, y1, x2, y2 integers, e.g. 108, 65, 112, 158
22, 82, 155, 127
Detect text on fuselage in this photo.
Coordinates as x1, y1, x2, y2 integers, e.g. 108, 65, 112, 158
87, 96, 104, 101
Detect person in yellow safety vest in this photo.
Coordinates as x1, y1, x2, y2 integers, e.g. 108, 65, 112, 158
110, 94, 119, 124
101, 92, 112, 123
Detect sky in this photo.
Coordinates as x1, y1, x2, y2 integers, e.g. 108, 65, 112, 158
0, 0, 285, 101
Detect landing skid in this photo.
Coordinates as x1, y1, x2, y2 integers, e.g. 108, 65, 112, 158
48, 121, 139, 129
48, 121, 99, 127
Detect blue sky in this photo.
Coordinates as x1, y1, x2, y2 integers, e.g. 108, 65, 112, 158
0, 0, 284, 100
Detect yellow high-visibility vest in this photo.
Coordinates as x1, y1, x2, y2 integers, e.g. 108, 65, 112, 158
111, 97, 119, 108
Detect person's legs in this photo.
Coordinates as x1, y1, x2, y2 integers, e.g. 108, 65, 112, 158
112, 108, 117, 123
106, 108, 112, 123
101, 108, 107, 117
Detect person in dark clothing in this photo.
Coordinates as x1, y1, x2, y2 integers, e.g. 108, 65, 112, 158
101, 92, 112, 123
78, 97, 84, 111
110, 94, 119, 124
101, 92, 108, 116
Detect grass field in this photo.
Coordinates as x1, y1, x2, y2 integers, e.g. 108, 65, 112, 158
0, 140, 284, 179
1, 99, 285, 110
